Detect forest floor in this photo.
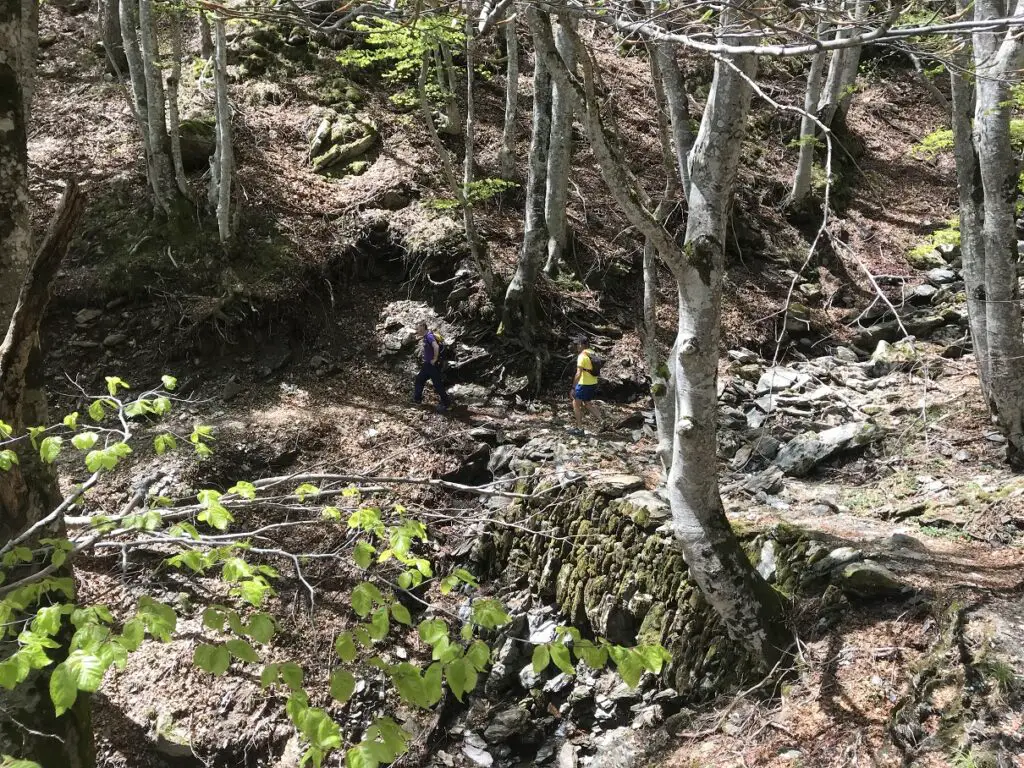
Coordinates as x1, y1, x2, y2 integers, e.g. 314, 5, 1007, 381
23, 4, 1024, 768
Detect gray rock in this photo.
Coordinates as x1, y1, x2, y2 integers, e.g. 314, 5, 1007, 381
756, 366, 808, 394
925, 268, 958, 284
824, 546, 863, 568
869, 339, 919, 377
75, 308, 103, 324
178, 118, 216, 171
592, 473, 644, 497
936, 242, 961, 263
222, 378, 243, 402
886, 533, 927, 551
910, 284, 939, 305
623, 490, 670, 526
773, 422, 884, 476
757, 539, 777, 582
834, 346, 860, 363
483, 706, 529, 744
448, 384, 491, 406
557, 742, 579, 768
840, 560, 910, 598
102, 332, 127, 347
518, 663, 541, 690
904, 314, 946, 338
462, 733, 494, 767
590, 726, 667, 768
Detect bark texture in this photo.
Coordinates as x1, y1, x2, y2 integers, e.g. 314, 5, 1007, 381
954, 0, 1024, 464
210, 16, 234, 242
166, 13, 190, 200
99, 0, 128, 74
502, 22, 551, 341
498, 16, 519, 180
788, 17, 828, 206
137, 0, 175, 213
543, 15, 576, 276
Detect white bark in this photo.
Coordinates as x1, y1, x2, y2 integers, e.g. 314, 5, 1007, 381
543, 15, 576, 276
137, 0, 175, 212
533, 9, 789, 669
960, 0, 1024, 464
499, 16, 519, 180
461, 19, 494, 293
788, 17, 828, 206
166, 14, 190, 200
438, 42, 463, 136
502, 31, 551, 339
818, 0, 868, 127
650, 42, 693, 201
211, 16, 233, 242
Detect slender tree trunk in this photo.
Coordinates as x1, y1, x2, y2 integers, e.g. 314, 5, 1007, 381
198, 12, 213, 60
501, 31, 551, 342
543, 15, 576, 276
818, 0, 867, 127
210, 16, 233, 243
650, 41, 693, 202
439, 42, 462, 136
969, 0, 1024, 464
462, 21, 495, 295
950, 52, 990, 397
499, 15, 518, 180
166, 13, 191, 200
99, 0, 128, 74
417, 53, 493, 293
534, 9, 790, 670
118, 0, 155, 197
645, 47, 679, 470
137, 0, 174, 213
788, 17, 828, 206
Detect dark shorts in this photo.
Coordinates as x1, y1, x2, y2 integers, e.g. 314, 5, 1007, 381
574, 384, 597, 402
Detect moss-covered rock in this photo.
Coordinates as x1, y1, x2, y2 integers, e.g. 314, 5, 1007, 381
308, 111, 379, 174
178, 117, 216, 171
477, 479, 822, 701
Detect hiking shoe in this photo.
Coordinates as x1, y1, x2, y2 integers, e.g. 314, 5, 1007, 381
567, 427, 584, 436
436, 404, 449, 414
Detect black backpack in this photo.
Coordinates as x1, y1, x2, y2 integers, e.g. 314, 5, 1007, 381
585, 349, 604, 378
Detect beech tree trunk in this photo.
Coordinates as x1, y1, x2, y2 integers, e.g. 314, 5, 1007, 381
99, 0, 128, 75
649, 41, 693, 201
953, 0, 1024, 464
499, 15, 518, 181
501, 33, 551, 341
543, 15, 575, 276
166, 13, 190, 200
533, 9, 790, 670
199, 12, 213, 60
818, 0, 867, 127
209, 16, 234, 242
137, 0, 175, 213
20, 0, 36, 117
788, 17, 828, 206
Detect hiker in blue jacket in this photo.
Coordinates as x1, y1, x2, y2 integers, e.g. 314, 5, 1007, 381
412, 321, 451, 413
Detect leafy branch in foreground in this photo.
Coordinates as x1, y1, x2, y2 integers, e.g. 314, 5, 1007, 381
1, 376, 672, 768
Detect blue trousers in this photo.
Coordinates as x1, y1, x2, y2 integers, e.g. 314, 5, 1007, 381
414, 363, 451, 406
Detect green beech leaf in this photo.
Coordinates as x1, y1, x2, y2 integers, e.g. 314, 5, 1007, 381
39, 436, 63, 464
335, 632, 357, 662
0, 449, 18, 471
153, 433, 177, 455
390, 603, 411, 626
417, 619, 448, 647
280, 661, 303, 691
444, 657, 477, 702
161, 375, 178, 391
246, 613, 276, 644
228, 481, 256, 499
532, 644, 550, 675
353, 541, 375, 569
71, 432, 99, 451
465, 641, 490, 672
368, 607, 390, 641
65, 650, 105, 692
550, 642, 575, 675
330, 668, 356, 703
49, 662, 77, 716
225, 639, 260, 663
194, 644, 231, 675
260, 663, 279, 689
105, 376, 130, 396
470, 599, 510, 629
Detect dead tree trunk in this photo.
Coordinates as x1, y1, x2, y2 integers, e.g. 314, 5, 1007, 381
501, 31, 552, 343
534, 8, 790, 670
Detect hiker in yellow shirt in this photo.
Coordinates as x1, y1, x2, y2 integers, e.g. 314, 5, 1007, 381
569, 334, 604, 436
